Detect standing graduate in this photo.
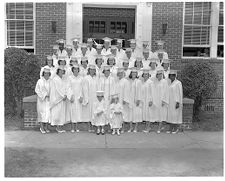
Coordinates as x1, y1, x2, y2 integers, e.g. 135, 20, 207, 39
149, 58, 158, 80
127, 67, 142, 132
107, 54, 118, 79
124, 48, 136, 68
122, 58, 130, 79
142, 48, 154, 69
134, 57, 143, 78
140, 68, 153, 133
99, 65, 116, 124
115, 38, 125, 60
82, 64, 100, 132
102, 37, 112, 57
86, 38, 97, 57
66, 64, 84, 133
71, 37, 82, 57
166, 70, 183, 134
56, 39, 68, 58
150, 66, 169, 133
162, 58, 170, 79
115, 67, 130, 133
79, 57, 89, 77
154, 40, 168, 66
92, 91, 107, 135
128, 39, 140, 59
49, 66, 68, 133
109, 93, 123, 135
35, 66, 51, 134
95, 55, 104, 82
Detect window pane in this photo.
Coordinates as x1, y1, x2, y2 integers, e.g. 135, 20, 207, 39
7, 31, 16, 46
25, 32, 33, 46
110, 22, 116, 33
116, 22, 121, 33
218, 26, 224, 42
16, 21, 24, 31
94, 21, 99, 33
122, 22, 127, 33
183, 47, 210, 57
99, 21, 105, 33
219, 2, 224, 25
89, 21, 94, 33
217, 45, 224, 57
16, 31, 24, 46
25, 21, 33, 31
15, 3, 24, 19
6, 3, 15, 19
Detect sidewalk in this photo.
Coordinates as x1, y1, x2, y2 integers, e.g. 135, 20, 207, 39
5, 130, 223, 177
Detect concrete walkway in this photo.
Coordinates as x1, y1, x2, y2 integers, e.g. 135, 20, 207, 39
5, 130, 223, 177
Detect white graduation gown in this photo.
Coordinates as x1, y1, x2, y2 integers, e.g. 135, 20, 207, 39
66, 75, 84, 123
141, 79, 153, 122
57, 49, 68, 58
49, 75, 67, 126
115, 77, 130, 122
35, 77, 51, 123
82, 75, 100, 123
92, 99, 107, 126
109, 103, 123, 129
127, 78, 142, 123
167, 79, 183, 124
79, 67, 88, 78
150, 77, 169, 122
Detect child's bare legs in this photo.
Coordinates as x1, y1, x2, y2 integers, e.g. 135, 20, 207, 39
128, 122, 133, 132
157, 122, 162, 133
71, 123, 75, 132
75, 123, 79, 132
133, 123, 138, 132
96, 126, 100, 135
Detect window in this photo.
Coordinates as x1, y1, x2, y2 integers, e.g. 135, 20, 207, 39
110, 21, 127, 34
89, 21, 105, 33
6, 3, 34, 52
217, 2, 223, 57
183, 2, 211, 57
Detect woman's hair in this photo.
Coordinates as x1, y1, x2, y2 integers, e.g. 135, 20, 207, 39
72, 66, 80, 73
56, 68, 65, 75
128, 71, 139, 79
134, 60, 143, 68
58, 59, 66, 66
87, 68, 96, 76
46, 58, 54, 67
81, 60, 88, 65
102, 69, 110, 74
42, 71, 51, 77
149, 62, 157, 67
107, 58, 116, 65
142, 73, 149, 78
95, 58, 102, 65
122, 62, 129, 67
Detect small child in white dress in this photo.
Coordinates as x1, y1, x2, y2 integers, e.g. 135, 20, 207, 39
92, 91, 107, 135
109, 93, 124, 135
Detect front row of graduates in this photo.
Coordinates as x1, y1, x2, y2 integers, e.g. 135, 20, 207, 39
35, 63, 183, 135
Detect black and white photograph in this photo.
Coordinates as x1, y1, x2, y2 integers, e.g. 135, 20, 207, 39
3, 0, 224, 179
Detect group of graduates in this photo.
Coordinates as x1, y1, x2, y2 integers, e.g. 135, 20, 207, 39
35, 37, 183, 136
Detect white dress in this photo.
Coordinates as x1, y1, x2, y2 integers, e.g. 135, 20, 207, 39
35, 77, 51, 123
92, 99, 107, 126
141, 79, 153, 122
82, 75, 100, 123
127, 78, 142, 123
66, 75, 84, 123
109, 103, 123, 129
79, 67, 88, 78
150, 77, 169, 122
167, 79, 183, 124
49, 75, 67, 126
115, 77, 130, 122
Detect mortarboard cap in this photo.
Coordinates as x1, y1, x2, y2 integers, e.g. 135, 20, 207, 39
107, 54, 116, 59
102, 37, 112, 42
96, 44, 103, 49
53, 45, 59, 50
129, 67, 138, 73
149, 58, 158, 63
95, 54, 103, 59
80, 43, 87, 48
66, 45, 73, 50
88, 64, 96, 69
143, 48, 150, 53
156, 66, 164, 74
96, 90, 104, 97
136, 57, 143, 62
47, 55, 53, 60
115, 38, 125, 44
71, 56, 78, 61
56, 39, 65, 44
58, 65, 65, 71
125, 48, 132, 52
103, 65, 111, 71
122, 58, 129, 64
117, 67, 124, 73
71, 37, 80, 42
81, 56, 88, 62
111, 93, 119, 99
169, 70, 178, 75
141, 68, 150, 74
72, 64, 80, 69
87, 38, 95, 42
155, 40, 165, 46
142, 41, 149, 45
43, 66, 51, 73
128, 39, 136, 44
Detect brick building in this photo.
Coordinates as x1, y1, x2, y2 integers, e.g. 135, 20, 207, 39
5, 2, 223, 123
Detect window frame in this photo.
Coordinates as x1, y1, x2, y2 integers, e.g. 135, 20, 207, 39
5, 2, 36, 53
182, 2, 223, 59
217, 2, 224, 58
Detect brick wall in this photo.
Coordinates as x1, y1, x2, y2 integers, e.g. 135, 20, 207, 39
36, 3, 66, 65
83, 7, 135, 17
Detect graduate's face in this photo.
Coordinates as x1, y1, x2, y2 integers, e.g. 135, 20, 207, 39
143, 73, 149, 81
143, 44, 148, 49
135, 61, 141, 68
131, 71, 137, 79
111, 49, 117, 55
47, 59, 53, 66
117, 42, 122, 49
96, 48, 102, 54
158, 44, 163, 50
81, 48, 87, 55
104, 42, 110, 49
53, 49, 57, 54
104, 70, 110, 77
126, 51, 131, 58
71, 60, 78, 66
143, 52, 149, 59
156, 73, 163, 80
97, 96, 103, 101
59, 60, 66, 66
73, 68, 79, 76
89, 69, 96, 76
66, 49, 72, 55
123, 62, 129, 69
43, 72, 50, 80
130, 43, 136, 49
87, 41, 93, 47
108, 58, 115, 66
59, 43, 64, 50
96, 59, 102, 66
150, 62, 156, 69
81, 61, 88, 67
73, 41, 79, 47
117, 71, 123, 79
158, 53, 163, 60
163, 63, 169, 70
114, 97, 119, 104
58, 69, 64, 77
169, 74, 176, 82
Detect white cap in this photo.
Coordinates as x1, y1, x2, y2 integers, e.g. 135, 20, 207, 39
156, 66, 164, 74
88, 64, 96, 69
162, 59, 170, 64
129, 67, 138, 73
87, 38, 95, 42
117, 67, 124, 73
81, 56, 88, 62
141, 68, 150, 74
115, 38, 125, 44
125, 48, 132, 52
111, 45, 117, 50
169, 70, 177, 75
66, 45, 73, 50
128, 39, 136, 44
103, 65, 111, 71
142, 41, 149, 45
143, 48, 150, 53
43, 66, 51, 73
102, 37, 112, 42
56, 39, 65, 44
96, 90, 104, 97
71, 37, 80, 42
96, 44, 103, 49
111, 93, 119, 99
80, 43, 87, 49
58, 55, 67, 60
46, 55, 53, 60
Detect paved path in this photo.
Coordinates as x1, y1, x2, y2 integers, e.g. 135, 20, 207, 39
5, 130, 223, 177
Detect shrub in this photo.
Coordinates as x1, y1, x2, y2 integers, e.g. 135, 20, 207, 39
5, 48, 41, 116
180, 61, 219, 118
